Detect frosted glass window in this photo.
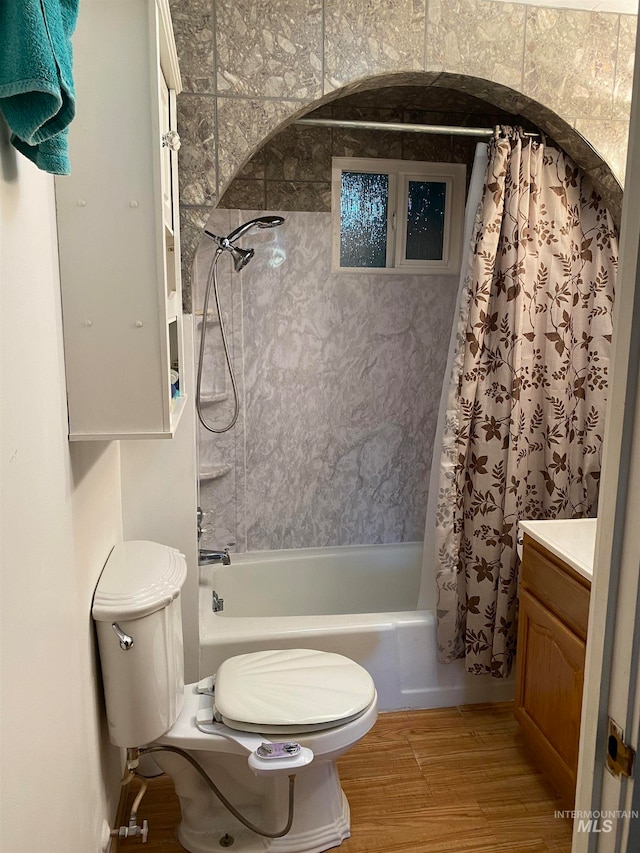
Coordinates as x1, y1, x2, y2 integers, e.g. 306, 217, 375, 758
405, 180, 446, 261
340, 171, 388, 268
332, 157, 465, 274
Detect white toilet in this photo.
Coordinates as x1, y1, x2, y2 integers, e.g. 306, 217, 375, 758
92, 540, 378, 853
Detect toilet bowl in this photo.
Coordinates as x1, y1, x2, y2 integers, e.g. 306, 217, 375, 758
92, 541, 378, 853
154, 677, 377, 853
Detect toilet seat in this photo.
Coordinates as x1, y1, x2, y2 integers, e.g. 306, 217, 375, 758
211, 648, 376, 734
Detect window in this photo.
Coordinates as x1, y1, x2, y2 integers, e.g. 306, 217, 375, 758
332, 157, 466, 275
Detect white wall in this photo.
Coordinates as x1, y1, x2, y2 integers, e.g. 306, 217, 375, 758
120, 316, 200, 683
0, 119, 123, 852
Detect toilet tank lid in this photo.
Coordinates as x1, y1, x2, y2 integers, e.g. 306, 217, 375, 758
92, 541, 187, 622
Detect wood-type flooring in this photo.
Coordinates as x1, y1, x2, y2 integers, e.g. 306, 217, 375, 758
114, 701, 572, 853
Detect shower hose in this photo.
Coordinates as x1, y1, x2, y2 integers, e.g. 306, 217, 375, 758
196, 248, 240, 434
141, 744, 296, 839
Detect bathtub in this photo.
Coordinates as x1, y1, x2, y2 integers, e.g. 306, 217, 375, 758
199, 542, 515, 711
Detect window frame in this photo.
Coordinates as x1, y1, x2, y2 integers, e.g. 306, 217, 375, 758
331, 156, 466, 276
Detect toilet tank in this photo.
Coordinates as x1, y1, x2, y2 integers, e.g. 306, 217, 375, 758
92, 541, 188, 748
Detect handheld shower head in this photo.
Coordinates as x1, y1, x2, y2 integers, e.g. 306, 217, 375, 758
197, 214, 286, 435
203, 215, 285, 272
230, 245, 255, 272
226, 215, 285, 245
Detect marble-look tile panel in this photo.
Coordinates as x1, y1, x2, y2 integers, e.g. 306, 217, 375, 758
331, 127, 404, 160
401, 107, 523, 129
402, 87, 517, 115
265, 181, 331, 211
178, 206, 216, 312
236, 148, 266, 180
176, 95, 217, 206
215, 0, 323, 99
241, 211, 457, 550
574, 118, 629, 184
191, 210, 233, 310
169, 0, 214, 94
524, 8, 618, 120
613, 15, 637, 119
400, 132, 477, 167
264, 124, 332, 181
324, 0, 426, 92
219, 179, 266, 210
426, 0, 526, 91
428, 73, 530, 116
216, 97, 305, 195
330, 103, 406, 123
199, 475, 240, 552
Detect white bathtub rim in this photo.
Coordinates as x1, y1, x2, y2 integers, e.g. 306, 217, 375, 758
200, 605, 434, 637
227, 541, 423, 565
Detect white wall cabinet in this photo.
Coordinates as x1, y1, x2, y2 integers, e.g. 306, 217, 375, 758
56, 0, 184, 440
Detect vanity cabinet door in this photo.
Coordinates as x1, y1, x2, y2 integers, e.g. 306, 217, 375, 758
515, 586, 586, 808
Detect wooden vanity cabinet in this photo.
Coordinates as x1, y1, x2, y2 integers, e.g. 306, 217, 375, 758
514, 535, 591, 808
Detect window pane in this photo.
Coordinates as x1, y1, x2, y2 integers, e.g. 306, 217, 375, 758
405, 180, 446, 261
340, 171, 388, 268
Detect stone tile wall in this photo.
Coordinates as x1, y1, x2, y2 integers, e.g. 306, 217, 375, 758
170, 0, 636, 309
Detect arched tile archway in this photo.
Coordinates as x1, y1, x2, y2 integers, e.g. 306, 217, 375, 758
180, 74, 622, 307
216, 72, 622, 223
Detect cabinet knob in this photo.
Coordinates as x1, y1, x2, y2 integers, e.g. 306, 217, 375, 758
162, 130, 181, 152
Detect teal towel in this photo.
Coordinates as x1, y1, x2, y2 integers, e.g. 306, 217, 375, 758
0, 0, 79, 175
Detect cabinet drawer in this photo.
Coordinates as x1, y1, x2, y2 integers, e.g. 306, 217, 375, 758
521, 537, 590, 640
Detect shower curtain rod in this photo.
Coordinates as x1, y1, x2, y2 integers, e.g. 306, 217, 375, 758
295, 117, 539, 138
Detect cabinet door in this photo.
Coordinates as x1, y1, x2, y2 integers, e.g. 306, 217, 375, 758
515, 588, 586, 807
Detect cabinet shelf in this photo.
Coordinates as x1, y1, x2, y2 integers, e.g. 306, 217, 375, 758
199, 464, 232, 482
195, 311, 220, 325
198, 391, 229, 405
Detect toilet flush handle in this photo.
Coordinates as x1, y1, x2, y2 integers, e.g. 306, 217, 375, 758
112, 622, 134, 650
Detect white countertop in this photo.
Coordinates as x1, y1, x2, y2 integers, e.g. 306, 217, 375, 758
519, 518, 597, 581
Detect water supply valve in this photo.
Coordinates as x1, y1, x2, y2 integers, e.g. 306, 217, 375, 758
111, 820, 148, 843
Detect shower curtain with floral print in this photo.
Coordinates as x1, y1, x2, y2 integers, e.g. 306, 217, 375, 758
435, 129, 618, 678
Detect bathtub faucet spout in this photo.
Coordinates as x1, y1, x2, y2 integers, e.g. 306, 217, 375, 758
199, 548, 231, 566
